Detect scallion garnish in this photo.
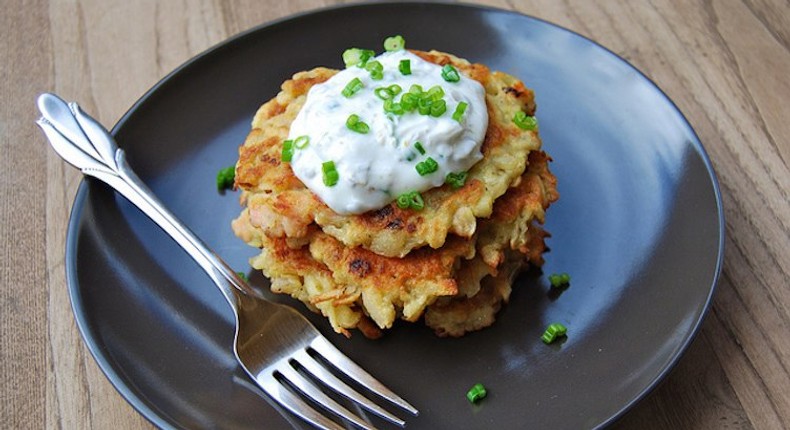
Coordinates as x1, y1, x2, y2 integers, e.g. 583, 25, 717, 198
399, 59, 411, 75
396, 194, 410, 209
415, 157, 439, 176
282, 136, 309, 162
548, 273, 571, 289
427, 85, 445, 101
541, 323, 568, 344
410, 194, 424, 210
452, 102, 468, 122
375, 87, 395, 100
322, 161, 339, 187
374, 84, 403, 101
441, 64, 461, 82
342, 77, 364, 98
409, 84, 424, 95
383, 99, 405, 115
365, 60, 384, 80
466, 383, 487, 403
346, 114, 370, 134
414, 142, 426, 155
513, 111, 538, 130
384, 35, 406, 51
400, 93, 418, 111
366, 60, 383, 71
430, 99, 447, 117
342, 48, 375, 68
236, 271, 249, 282
281, 139, 295, 162
445, 171, 468, 189
396, 191, 424, 210
216, 165, 235, 191
293, 135, 310, 149
417, 97, 432, 115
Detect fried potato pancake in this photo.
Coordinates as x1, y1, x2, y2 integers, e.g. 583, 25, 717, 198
235, 50, 542, 257
424, 247, 534, 338
232, 152, 558, 337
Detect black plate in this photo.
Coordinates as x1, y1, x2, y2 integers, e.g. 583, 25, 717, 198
66, 3, 724, 429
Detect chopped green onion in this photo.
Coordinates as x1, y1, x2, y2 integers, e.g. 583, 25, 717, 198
452, 102, 468, 122
342, 48, 375, 68
414, 142, 426, 155
415, 157, 439, 176
466, 383, 487, 403
400, 92, 418, 111
395, 191, 424, 210
445, 171, 468, 189
374, 85, 402, 101
441, 64, 461, 82
383, 99, 404, 115
513, 111, 538, 130
399, 59, 411, 75
366, 60, 383, 72
417, 97, 432, 115
430, 99, 447, 117
426, 85, 445, 101
541, 323, 568, 344
342, 77, 364, 98
409, 84, 424, 95
366, 60, 384, 80
236, 271, 249, 282
281, 140, 295, 162
293, 135, 310, 149
396, 193, 411, 209
346, 114, 370, 134
410, 192, 424, 210
322, 161, 339, 187
282, 137, 309, 162
548, 273, 571, 289
216, 165, 235, 191
375, 87, 395, 100
384, 35, 406, 51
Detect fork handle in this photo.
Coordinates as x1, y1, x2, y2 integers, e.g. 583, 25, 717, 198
36, 93, 258, 311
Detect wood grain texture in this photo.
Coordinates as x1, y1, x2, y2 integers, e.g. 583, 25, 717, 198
1, 1, 50, 428
1, 1, 787, 429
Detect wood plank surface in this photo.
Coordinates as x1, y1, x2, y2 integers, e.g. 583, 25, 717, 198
1, 0, 787, 429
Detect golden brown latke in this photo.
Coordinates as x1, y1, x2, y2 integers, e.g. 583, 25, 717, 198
234, 50, 542, 258
232, 152, 558, 337
423, 252, 522, 337
477, 150, 558, 268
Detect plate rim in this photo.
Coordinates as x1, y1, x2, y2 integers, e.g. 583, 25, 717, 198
62, 2, 726, 429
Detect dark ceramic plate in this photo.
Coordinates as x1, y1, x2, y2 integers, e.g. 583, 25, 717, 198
65, 3, 724, 429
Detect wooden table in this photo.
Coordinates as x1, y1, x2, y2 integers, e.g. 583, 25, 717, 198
2, 1, 787, 428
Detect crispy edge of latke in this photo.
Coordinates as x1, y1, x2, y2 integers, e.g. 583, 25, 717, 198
422, 152, 558, 337
477, 150, 559, 268
308, 231, 476, 329
234, 67, 338, 193
245, 225, 473, 337
424, 244, 540, 338
242, 219, 363, 338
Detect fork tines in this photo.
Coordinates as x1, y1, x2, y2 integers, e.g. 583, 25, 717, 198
257, 336, 417, 430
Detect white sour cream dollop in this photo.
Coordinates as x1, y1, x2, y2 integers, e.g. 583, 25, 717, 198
287, 50, 488, 214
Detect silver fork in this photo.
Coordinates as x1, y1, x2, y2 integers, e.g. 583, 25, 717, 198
36, 93, 418, 430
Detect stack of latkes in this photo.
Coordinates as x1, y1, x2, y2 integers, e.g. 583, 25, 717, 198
232, 50, 559, 338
